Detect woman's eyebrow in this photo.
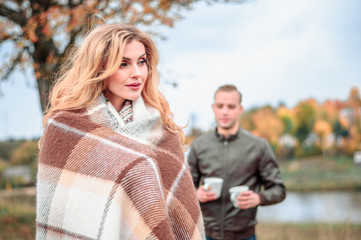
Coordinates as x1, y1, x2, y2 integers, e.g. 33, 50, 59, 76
122, 53, 146, 60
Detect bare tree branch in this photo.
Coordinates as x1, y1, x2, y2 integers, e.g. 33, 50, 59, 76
1, 47, 25, 79
0, 2, 26, 25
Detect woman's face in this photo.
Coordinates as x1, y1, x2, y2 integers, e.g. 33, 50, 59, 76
106, 39, 148, 111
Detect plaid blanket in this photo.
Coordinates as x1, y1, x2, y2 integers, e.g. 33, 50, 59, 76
36, 96, 205, 240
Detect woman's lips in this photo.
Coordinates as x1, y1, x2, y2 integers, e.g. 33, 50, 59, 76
126, 83, 141, 90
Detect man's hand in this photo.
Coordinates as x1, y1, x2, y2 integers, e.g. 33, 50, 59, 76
197, 185, 218, 203
235, 190, 261, 209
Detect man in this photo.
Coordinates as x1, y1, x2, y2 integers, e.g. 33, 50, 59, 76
188, 84, 286, 240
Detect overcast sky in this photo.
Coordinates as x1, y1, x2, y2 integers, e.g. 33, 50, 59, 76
0, 0, 360, 140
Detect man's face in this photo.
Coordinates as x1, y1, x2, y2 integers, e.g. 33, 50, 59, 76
212, 90, 243, 131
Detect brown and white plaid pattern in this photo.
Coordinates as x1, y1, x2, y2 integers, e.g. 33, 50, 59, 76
36, 96, 205, 240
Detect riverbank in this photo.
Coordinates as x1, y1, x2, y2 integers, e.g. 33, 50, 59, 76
257, 222, 361, 240
1, 214, 360, 240
279, 155, 361, 191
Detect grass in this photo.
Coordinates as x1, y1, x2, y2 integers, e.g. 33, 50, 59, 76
0, 188, 36, 240
0, 155, 360, 239
0, 211, 35, 240
279, 155, 361, 191
257, 222, 361, 240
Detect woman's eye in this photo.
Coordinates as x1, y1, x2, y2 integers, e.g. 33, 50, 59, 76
120, 62, 128, 68
139, 59, 147, 65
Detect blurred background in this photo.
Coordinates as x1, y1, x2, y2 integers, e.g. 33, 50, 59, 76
0, 0, 360, 239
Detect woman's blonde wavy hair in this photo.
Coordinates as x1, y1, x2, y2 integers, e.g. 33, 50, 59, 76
43, 24, 184, 142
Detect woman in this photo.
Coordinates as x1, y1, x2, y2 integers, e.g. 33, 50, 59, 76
36, 24, 204, 240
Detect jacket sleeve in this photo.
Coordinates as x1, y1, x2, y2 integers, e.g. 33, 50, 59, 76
257, 140, 286, 206
187, 146, 201, 188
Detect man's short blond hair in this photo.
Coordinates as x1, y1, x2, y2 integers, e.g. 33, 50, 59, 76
214, 84, 242, 104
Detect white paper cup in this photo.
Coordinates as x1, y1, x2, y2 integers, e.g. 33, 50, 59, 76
203, 177, 223, 198
229, 185, 249, 208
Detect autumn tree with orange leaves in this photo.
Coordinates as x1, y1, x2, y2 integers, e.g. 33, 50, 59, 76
338, 87, 361, 154
236, 87, 361, 158
313, 119, 332, 155
250, 106, 283, 145
0, 0, 247, 112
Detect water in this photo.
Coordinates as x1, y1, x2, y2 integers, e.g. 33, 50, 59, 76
257, 191, 361, 223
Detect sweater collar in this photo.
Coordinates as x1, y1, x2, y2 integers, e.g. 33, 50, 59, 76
106, 96, 151, 126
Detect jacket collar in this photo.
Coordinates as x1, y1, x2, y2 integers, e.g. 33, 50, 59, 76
214, 127, 239, 142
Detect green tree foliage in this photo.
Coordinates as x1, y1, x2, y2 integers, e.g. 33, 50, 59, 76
281, 116, 293, 134
0, 141, 11, 160
333, 119, 349, 138
10, 141, 38, 166
0, 0, 248, 112
0, 139, 24, 161
0, 140, 38, 189
294, 101, 316, 144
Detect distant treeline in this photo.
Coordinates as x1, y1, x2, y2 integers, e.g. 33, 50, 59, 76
0, 87, 360, 189
0, 139, 39, 189
186, 87, 361, 159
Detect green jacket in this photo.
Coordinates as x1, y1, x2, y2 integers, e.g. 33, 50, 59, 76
188, 128, 286, 240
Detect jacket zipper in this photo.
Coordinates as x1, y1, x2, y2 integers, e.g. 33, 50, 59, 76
220, 140, 228, 239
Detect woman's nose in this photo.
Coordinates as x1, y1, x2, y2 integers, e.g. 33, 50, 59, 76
130, 64, 141, 78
